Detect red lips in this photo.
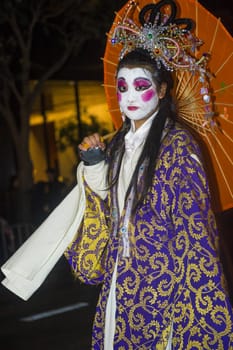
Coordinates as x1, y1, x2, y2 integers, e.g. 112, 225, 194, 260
127, 106, 139, 111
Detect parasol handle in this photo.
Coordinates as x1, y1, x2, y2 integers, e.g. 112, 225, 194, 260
102, 130, 117, 142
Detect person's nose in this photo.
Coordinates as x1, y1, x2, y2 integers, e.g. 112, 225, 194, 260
127, 87, 137, 103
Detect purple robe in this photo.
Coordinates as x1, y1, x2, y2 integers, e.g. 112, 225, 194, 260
66, 123, 233, 349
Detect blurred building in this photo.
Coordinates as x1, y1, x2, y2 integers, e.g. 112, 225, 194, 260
29, 80, 114, 186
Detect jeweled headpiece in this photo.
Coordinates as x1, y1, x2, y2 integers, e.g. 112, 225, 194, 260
110, 0, 212, 108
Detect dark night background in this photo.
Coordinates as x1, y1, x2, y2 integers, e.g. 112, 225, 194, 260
38, 0, 233, 81
0, 1, 232, 350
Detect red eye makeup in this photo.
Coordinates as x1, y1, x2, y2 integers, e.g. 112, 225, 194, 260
134, 78, 152, 90
117, 78, 128, 92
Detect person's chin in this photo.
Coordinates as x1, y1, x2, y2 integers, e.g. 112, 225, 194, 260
127, 112, 150, 121
126, 111, 144, 121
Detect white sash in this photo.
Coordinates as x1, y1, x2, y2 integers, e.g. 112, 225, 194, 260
1, 163, 85, 301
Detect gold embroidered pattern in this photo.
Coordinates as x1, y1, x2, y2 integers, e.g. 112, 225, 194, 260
65, 182, 109, 284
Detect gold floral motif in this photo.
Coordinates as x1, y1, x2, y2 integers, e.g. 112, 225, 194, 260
72, 125, 233, 349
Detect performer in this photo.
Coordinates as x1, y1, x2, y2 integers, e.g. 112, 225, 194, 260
66, 1, 233, 347
66, 2, 233, 350
69, 48, 233, 349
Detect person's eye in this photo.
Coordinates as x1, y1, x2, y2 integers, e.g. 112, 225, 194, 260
134, 79, 152, 91
135, 85, 150, 91
117, 79, 127, 92
118, 85, 127, 92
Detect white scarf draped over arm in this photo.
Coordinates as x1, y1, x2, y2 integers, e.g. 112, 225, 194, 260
1, 163, 86, 301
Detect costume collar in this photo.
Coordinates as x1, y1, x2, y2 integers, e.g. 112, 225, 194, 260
125, 111, 158, 153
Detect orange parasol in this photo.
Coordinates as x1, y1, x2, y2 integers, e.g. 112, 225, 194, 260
103, 0, 233, 212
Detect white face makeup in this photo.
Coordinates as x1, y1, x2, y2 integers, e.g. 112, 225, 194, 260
117, 67, 159, 124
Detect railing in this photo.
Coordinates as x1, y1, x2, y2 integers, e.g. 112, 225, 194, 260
0, 220, 34, 263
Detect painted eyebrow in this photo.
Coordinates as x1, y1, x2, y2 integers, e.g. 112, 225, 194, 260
117, 77, 151, 81
117, 77, 152, 86
134, 77, 152, 83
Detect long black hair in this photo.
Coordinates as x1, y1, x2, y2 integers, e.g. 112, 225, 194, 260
107, 48, 177, 212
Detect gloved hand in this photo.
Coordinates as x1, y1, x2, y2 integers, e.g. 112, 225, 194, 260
78, 133, 106, 166
79, 147, 105, 166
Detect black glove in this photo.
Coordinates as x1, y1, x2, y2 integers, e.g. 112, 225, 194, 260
79, 147, 106, 166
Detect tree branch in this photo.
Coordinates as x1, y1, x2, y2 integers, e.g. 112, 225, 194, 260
28, 36, 84, 112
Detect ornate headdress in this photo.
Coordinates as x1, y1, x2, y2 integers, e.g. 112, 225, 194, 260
109, 0, 213, 120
